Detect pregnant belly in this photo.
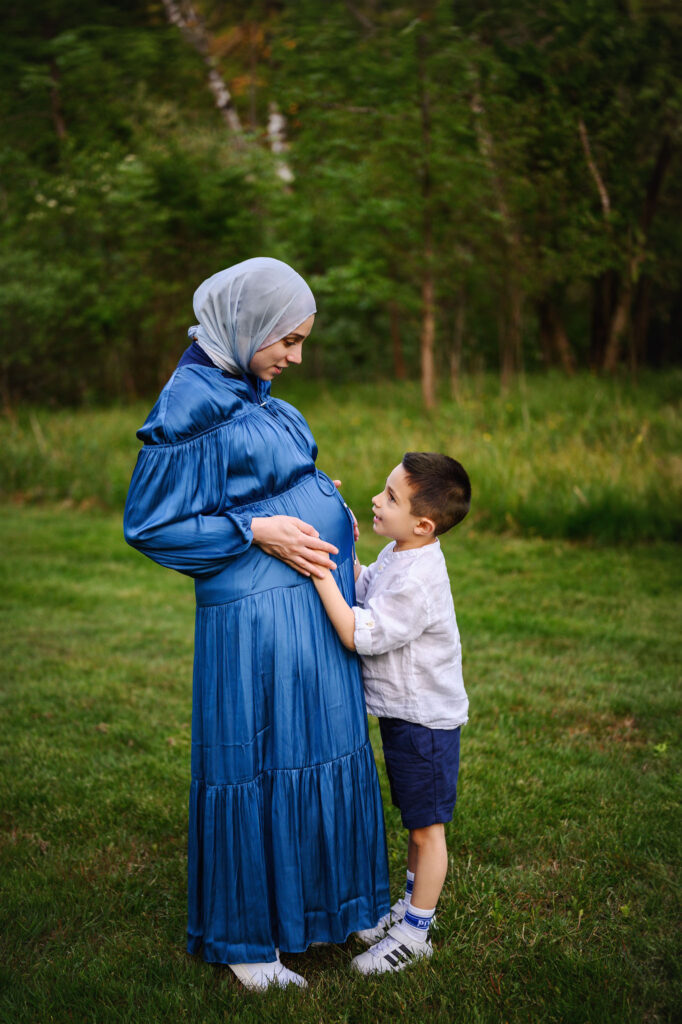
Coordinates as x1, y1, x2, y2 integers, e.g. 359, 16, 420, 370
195, 471, 354, 606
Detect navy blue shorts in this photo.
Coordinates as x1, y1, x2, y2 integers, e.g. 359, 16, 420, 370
378, 717, 461, 830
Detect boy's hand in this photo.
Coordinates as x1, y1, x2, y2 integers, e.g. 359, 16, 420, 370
310, 564, 357, 650
333, 479, 360, 542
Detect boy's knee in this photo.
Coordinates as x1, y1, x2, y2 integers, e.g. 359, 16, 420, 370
410, 823, 445, 847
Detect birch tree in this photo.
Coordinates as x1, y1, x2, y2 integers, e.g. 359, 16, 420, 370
160, 0, 243, 135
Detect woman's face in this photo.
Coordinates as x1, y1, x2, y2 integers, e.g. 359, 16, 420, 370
248, 314, 315, 381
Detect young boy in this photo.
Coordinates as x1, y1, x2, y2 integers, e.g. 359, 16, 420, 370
313, 451, 470, 974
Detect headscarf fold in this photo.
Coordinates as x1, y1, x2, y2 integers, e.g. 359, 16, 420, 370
188, 257, 316, 374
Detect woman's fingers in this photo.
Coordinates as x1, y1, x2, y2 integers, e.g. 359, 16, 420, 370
304, 547, 338, 570
288, 518, 338, 554
251, 515, 339, 575
283, 541, 338, 577
279, 552, 336, 578
294, 518, 320, 538
304, 535, 339, 555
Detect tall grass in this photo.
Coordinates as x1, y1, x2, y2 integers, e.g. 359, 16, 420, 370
1, 372, 680, 542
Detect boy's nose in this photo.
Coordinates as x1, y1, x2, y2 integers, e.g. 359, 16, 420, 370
371, 493, 380, 506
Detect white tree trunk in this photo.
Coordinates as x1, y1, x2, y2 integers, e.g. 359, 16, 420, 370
267, 102, 294, 183
161, 0, 243, 136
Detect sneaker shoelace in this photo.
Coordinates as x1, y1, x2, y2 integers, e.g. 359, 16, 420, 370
369, 932, 405, 958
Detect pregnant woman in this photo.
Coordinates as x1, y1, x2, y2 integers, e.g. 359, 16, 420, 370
124, 257, 390, 990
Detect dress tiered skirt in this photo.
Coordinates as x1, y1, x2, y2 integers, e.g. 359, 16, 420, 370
187, 473, 390, 963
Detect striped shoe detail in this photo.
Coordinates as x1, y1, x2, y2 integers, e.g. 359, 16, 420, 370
382, 943, 415, 967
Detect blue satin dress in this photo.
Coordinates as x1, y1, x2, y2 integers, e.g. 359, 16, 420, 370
124, 353, 390, 964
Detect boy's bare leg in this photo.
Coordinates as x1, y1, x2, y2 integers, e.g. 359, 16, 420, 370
407, 835, 418, 873
350, 823, 446, 973
409, 823, 447, 909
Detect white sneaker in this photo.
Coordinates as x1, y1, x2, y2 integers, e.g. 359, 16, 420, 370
354, 898, 408, 945
228, 951, 308, 991
351, 923, 433, 975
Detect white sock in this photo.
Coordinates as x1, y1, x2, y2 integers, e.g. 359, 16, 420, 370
400, 902, 435, 943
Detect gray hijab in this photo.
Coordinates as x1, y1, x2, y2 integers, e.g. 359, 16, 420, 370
188, 257, 316, 374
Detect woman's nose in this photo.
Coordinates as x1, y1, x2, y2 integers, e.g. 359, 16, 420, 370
287, 345, 303, 364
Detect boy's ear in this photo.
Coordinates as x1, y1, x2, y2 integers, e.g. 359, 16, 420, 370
413, 517, 436, 537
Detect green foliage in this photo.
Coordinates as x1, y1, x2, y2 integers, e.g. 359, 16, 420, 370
0, 2, 281, 402
268, 0, 682, 377
0, 0, 681, 402
1, 507, 680, 1021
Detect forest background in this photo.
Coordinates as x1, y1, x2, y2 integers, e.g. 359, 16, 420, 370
1, 3, 681, 1022
1, 0, 681, 407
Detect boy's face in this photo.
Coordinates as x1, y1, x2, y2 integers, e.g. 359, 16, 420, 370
372, 464, 430, 549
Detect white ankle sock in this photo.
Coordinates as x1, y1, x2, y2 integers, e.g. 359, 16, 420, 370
400, 902, 435, 942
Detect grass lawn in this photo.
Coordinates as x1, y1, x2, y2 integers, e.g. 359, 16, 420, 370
1, 505, 680, 1023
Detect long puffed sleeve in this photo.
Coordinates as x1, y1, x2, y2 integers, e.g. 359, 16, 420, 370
123, 435, 252, 578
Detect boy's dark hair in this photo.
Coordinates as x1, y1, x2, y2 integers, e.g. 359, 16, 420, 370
401, 452, 471, 535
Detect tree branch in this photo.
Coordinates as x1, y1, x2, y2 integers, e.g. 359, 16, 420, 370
49, 59, 67, 141
344, 1, 375, 32
578, 118, 610, 220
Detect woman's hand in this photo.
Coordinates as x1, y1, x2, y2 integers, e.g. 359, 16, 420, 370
332, 480, 360, 542
251, 516, 339, 578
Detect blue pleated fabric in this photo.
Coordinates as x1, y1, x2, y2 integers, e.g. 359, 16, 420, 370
124, 364, 390, 963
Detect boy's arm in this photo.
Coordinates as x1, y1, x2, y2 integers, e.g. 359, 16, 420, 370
312, 571, 357, 650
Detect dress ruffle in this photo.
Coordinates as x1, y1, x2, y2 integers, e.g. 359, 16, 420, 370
187, 739, 389, 963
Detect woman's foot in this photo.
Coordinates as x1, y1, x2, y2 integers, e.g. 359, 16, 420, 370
354, 898, 408, 945
228, 952, 308, 991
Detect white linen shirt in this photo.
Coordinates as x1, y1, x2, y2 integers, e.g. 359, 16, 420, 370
353, 539, 468, 730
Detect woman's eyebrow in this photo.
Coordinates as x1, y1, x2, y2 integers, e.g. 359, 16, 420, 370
284, 331, 305, 340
